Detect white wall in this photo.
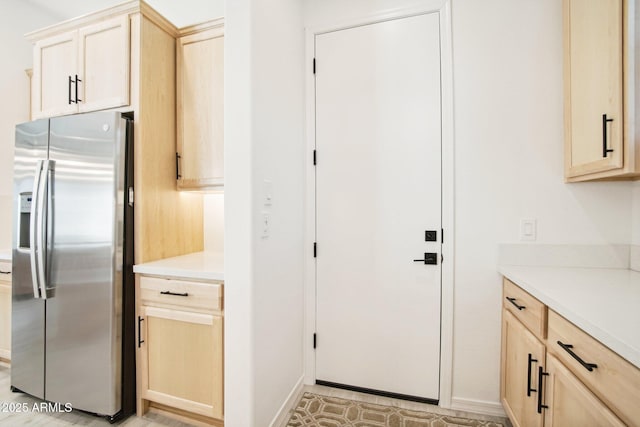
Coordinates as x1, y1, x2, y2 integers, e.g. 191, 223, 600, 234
0, 1, 60, 250
225, 0, 305, 425
224, 0, 253, 423
251, 0, 305, 422
204, 194, 224, 253
304, 0, 634, 411
452, 0, 631, 407
633, 182, 640, 245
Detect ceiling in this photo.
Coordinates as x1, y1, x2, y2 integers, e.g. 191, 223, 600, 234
23, 0, 224, 28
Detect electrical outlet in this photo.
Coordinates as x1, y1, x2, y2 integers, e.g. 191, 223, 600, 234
520, 219, 537, 241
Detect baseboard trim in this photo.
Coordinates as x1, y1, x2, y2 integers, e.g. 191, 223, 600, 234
449, 397, 506, 418
269, 375, 305, 427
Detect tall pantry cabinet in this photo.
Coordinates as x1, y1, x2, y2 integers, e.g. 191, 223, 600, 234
26, 1, 204, 264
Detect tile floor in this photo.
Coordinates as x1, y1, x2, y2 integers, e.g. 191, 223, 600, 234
0, 362, 510, 427
0, 362, 191, 426
281, 385, 510, 427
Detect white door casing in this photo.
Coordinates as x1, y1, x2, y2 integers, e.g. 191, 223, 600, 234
314, 12, 443, 400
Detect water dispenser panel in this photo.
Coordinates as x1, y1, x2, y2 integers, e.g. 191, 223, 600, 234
19, 193, 32, 249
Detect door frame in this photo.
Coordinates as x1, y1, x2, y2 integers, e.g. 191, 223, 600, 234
303, 0, 456, 408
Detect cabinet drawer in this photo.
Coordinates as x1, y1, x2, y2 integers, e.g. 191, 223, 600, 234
503, 278, 546, 339
0, 261, 11, 283
140, 276, 222, 312
548, 310, 640, 426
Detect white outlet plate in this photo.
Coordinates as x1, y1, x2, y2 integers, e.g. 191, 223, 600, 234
520, 218, 537, 241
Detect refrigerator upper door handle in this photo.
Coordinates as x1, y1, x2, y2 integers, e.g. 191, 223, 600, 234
30, 160, 44, 299
35, 160, 50, 300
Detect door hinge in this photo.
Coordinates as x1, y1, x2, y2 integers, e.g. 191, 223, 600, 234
313, 242, 317, 258
441, 254, 444, 263
441, 228, 444, 244
313, 58, 316, 74
313, 150, 316, 165
313, 333, 317, 349
128, 187, 134, 207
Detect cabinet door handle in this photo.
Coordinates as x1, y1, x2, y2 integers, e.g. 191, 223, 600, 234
75, 74, 82, 103
0, 271, 10, 274
176, 152, 182, 180
602, 113, 614, 158
506, 297, 525, 310
137, 316, 144, 348
160, 291, 189, 297
557, 341, 598, 372
527, 353, 537, 397
537, 366, 549, 414
68, 76, 74, 104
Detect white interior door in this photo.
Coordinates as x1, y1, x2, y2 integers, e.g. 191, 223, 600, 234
315, 13, 442, 401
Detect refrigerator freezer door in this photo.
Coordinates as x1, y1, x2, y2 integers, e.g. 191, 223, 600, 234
46, 111, 126, 416
12, 119, 48, 399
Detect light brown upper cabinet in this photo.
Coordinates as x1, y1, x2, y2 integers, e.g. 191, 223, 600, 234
27, 1, 205, 264
31, 15, 130, 119
564, 0, 640, 181
176, 19, 225, 191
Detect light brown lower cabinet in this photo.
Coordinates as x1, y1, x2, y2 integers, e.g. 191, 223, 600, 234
543, 354, 624, 427
0, 260, 12, 361
501, 278, 640, 427
137, 275, 224, 425
501, 310, 544, 427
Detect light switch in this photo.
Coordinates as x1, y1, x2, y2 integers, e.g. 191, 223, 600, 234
520, 218, 536, 241
263, 180, 273, 206
261, 212, 270, 238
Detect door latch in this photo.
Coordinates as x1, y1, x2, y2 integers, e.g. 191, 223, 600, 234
413, 252, 438, 265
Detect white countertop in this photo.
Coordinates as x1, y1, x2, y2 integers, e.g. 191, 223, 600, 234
499, 265, 640, 369
0, 251, 10, 262
134, 251, 224, 281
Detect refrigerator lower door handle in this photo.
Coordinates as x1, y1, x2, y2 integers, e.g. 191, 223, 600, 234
36, 160, 53, 300
30, 160, 44, 299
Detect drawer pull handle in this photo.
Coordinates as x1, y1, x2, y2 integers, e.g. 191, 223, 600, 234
0, 271, 10, 274
527, 353, 538, 397
506, 297, 525, 310
557, 341, 598, 372
537, 366, 549, 414
161, 291, 189, 297
138, 316, 144, 348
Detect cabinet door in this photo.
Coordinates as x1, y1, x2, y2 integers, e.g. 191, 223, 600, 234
0, 283, 11, 361
32, 31, 78, 119
177, 27, 224, 190
501, 310, 544, 427
78, 15, 130, 113
139, 306, 223, 419
544, 354, 625, 427
564, 0, 623, 178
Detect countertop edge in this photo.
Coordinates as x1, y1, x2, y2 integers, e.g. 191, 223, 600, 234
133, 265, 224, 281
133, 251, 224, 282
499, 266, 640, 369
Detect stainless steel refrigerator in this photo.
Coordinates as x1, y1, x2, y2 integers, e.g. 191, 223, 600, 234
11, 111, 135, 422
